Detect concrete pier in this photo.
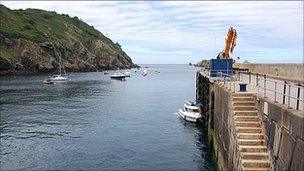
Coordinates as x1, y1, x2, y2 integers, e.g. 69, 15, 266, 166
196, 70, 304, 171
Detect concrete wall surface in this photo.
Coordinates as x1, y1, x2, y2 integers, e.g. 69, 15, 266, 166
239, 63, 304, 82
211, 82, 241, 170
256, 97, 304, 171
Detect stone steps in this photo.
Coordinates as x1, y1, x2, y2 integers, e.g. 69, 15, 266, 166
231, 92, 272, 170
234, 111, 258, 117
236, 127, 262, 133
234, 106, 257, 111
233, 97, 254, 101
239, 145, 267, 153
233, 101, 256, 106
242, 166, 272, 171
242, 159, 271, 168
235, 116, 260, 122
237, 133, 264, 140
241, 152, 270, 160
235, 122, 261, 127
238, 139, 266, 146
232, 93, 255, 97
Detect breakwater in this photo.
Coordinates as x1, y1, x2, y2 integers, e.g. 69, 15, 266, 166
196, 70, 304, 170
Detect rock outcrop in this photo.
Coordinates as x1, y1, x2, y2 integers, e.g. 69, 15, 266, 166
194, 59, 210, 68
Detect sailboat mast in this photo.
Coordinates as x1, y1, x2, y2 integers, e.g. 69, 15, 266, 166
53, 45, 64, 76
54, 47, 62, 75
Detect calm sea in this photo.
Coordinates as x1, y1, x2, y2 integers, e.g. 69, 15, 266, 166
0, 64, 215, 170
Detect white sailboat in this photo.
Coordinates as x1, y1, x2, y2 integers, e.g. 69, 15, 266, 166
49, 48, 69, 82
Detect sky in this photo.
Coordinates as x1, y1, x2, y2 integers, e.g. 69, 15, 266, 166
2, 1, 303, 64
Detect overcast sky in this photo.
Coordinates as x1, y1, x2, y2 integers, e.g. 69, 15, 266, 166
2, 1, 303, 64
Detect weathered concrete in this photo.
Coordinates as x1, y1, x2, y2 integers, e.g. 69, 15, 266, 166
197, 70, 304, 171
239, 63, 304, 82
256, 97, 304, 171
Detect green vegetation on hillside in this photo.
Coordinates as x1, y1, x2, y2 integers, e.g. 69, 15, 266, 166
0, 5, 107, 43
0, 5, 135, 74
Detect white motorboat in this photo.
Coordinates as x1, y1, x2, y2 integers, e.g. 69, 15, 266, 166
110, 72, 126, 80
142, 70, 148, 76
178, 101, 201, 123
123, 71, 130, 77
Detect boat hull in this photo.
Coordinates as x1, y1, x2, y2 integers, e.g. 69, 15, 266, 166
50, 78, 69, 81
110, 75, 126, 80
49, 75, 69, 82
178, 109, 201, 123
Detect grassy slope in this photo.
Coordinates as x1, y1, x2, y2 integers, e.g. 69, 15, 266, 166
0, 4, 128, 66
0, 5, 110, 43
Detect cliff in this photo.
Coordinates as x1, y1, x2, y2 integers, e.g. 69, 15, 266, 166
194, 59, 210, 68
0, 5, 138, 75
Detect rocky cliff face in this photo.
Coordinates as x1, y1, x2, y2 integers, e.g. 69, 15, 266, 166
0, 5, 138, 75
194, 59, 210, 68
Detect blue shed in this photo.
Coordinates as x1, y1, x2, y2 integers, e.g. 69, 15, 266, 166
210, 59, 233, 77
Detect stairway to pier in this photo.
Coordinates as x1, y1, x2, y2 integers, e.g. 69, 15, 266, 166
232, 93, 273, 171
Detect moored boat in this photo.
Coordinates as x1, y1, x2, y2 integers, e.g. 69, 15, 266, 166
49, 74, 69, 82
178, 101, 201, 123
142, 70, 148, 76
43, 78, 54, 84
47, 46, 70, 82
123, 71, 131, 77
110, 72, 126, 80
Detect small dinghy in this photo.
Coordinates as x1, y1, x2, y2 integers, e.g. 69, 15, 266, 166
178, 101, 201, 123
43, 78, 54, 84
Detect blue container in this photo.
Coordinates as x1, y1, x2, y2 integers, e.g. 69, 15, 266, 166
210, 59, 233, 77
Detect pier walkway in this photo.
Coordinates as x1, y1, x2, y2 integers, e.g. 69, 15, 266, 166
196, 69, 304, 171
201, 69, 304, 112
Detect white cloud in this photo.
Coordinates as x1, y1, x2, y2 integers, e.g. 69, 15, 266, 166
1, 1, 303, 63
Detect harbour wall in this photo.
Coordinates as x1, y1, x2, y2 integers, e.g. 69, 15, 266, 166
196, 71, 304, 170
197, 73, 241, 170
239, 63, 304, 82
210, 82, 240, 170
257, 97, 304, 170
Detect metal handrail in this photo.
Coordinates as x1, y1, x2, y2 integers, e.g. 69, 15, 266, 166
200, 68, 304, 111
237, 71, 304, 111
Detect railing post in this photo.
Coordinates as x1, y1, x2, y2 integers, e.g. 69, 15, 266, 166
296, 84, 300, 110
257, 82, 259, 97
256, 73, 259, 86
283, 81, 287, 104
249, 72, 251, 84
288, 84, 291, 109
264, 74, 267, 98
233, 76, 236, 93
229, 76, 232, 91
274, 82, 277, 103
